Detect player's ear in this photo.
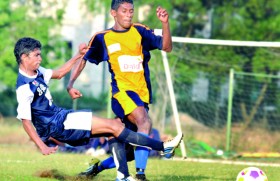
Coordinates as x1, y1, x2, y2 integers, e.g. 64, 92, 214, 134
110, 9, 117, 17
21, 53, 28, 61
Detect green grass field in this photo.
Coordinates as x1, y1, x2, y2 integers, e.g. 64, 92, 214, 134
1, 118, 279, 181
1, 144, 280, 181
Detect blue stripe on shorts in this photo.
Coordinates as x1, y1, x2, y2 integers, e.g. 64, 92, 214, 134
112, 90, 145, 119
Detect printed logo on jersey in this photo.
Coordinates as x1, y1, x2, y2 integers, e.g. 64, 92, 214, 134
32, 80, 39, 86
108, 43, 121, 54
118, 55, 143, 72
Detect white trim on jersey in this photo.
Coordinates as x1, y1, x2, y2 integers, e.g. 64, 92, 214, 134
16, 84, 34, 121
38, 67, 52, 84
63, 112, 92, 131
16, 67, 53, 121
19, 69, 37, 79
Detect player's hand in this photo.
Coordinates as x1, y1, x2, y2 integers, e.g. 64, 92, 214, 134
67, 87, 83, 99
79, 43, 87, 55
156, 6, 169, 23
41, 145, 58, 155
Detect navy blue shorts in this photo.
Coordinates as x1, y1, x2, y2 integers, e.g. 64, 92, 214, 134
44, 110, 92, 146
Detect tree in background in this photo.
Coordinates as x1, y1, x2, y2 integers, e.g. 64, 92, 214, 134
0, 0, 67, 88
0, 0, 69, 116
131, 1, 280, 128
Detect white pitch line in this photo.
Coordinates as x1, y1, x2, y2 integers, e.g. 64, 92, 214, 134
0, 159, 36, 164
171, 157, 280, 167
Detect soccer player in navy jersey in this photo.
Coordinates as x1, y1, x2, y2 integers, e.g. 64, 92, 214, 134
67, 0, 173, 180
14, 37, 182, 180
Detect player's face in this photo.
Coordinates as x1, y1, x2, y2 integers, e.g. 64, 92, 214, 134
23, 49, 42, 72
111, 2, 134, 30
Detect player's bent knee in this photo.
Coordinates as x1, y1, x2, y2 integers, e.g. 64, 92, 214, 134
111, 121, 125, 135
137, 120, 151, 133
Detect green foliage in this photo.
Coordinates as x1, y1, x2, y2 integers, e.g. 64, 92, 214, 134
135, 0, 280, 80
0, 89, 17, 116
51, 91, 108, 112
211, 0, 280, 74
0, 0, 67, 88
138, 1, 280, 132
253, 48, 280, 73
84, 0, 111, 12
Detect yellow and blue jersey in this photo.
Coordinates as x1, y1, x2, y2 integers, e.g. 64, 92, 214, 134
84, 23, 163, 117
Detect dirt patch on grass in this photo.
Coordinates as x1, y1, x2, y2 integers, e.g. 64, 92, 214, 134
34, 169, 92, 181
35, 169, 67, 180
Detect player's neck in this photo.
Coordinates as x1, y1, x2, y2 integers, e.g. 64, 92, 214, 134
112, 24, 131, 31
19, 65, 37, 77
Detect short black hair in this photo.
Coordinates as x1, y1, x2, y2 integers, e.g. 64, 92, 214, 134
14, 37, 41, 65
111, 0, 133, 10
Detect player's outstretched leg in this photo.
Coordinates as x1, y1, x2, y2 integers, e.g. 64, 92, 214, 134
89, 117, 183, 157
116, 128, 183, 157
161, 132, 184, 157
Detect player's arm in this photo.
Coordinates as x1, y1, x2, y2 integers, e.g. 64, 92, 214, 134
67, 57, 87, 99
51, 43, 87, 80
48, 137, 66, 146
22, 119, 58, 155
156, 6, 172, 52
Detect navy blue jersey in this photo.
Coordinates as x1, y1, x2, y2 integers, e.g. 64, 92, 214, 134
16, 67, 92, 146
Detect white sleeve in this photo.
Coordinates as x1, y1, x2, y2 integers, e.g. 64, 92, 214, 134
38, 66, 53, 85
16, 84, 34, 121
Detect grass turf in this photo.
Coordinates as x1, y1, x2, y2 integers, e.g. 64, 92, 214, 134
0, 118, 279, 180
1, 144, 279, 181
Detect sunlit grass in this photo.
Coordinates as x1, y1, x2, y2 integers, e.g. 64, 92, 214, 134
1, 144, 280, 181
0, 117, 279, 181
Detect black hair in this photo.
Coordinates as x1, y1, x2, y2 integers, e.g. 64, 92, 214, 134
111, 0, 133, 10
14, 37, 41, 65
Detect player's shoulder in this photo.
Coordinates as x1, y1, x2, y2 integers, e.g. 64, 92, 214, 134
89, 29, 111, 44
133, 23, 151, 30
16, 74, 27, 88
92, 29, 111, 38
16, 73, 34, 90
16, 69, 32, 88
96, 29, 111, 35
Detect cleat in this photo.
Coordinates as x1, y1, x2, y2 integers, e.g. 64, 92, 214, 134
161, 132, 183, 157
135, 174, 149, 181
116, 176, 136, 181
78, 158, 100, 178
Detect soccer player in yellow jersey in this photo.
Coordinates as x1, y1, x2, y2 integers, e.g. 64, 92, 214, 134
67, 0, 172, 180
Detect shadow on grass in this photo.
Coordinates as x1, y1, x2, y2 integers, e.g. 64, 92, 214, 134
34, 169, 237, 181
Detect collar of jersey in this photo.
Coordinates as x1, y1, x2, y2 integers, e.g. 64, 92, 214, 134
19, 68, 38, 78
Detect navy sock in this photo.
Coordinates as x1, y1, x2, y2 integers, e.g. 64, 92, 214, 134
117, 128, 164, 151
109, 138, 129, 178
